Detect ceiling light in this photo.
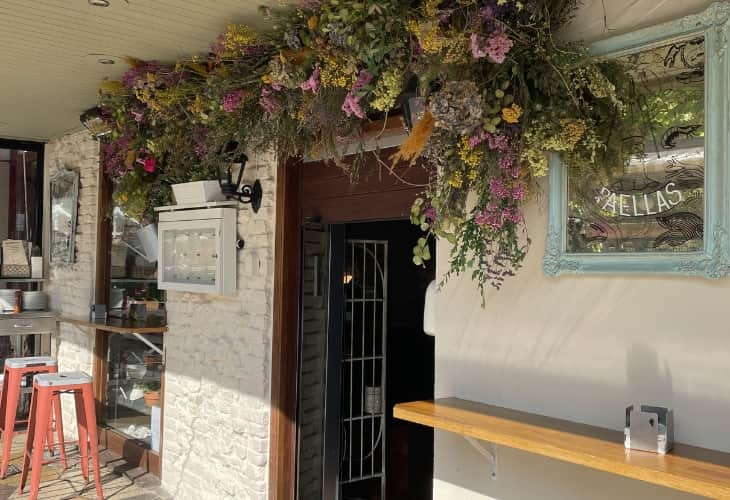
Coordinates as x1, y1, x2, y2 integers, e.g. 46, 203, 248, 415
89, 0, 110, 6
97, 58, 115, 65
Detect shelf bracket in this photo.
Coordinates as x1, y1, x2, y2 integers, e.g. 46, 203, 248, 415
463, 436, 498, 480
131, 332, 163, 356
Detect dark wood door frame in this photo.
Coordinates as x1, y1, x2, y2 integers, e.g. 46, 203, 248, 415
269, 157, 303, 500
268, 151, 429, 499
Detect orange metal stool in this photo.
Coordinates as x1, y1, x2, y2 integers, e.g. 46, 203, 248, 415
0, 356, 66, 478
19, 372, 103, 500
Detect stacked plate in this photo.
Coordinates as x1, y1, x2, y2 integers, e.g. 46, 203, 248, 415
22, 291, 48, 311
0, 289, 19, 312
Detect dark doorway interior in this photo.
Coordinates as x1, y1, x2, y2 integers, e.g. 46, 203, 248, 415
342, 220, 435, 500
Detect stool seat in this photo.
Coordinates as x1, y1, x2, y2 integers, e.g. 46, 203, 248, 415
4, 357, 57, 369
34, 372, 91, 387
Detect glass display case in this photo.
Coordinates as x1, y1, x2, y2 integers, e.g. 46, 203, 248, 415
105, 332, 163, 452
158, 207, 237, 294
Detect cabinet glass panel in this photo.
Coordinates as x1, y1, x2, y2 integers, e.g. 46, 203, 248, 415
106, 333, 163, 451
161, 228, 217, 286
110, 205, 164, 310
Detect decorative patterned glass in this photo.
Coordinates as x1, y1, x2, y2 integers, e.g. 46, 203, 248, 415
567, 37, 705, 254
544, 3, 730, 277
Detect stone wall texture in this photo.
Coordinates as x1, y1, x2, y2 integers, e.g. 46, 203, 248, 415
44, 129, 99, 434
44, 131, 278, 499
159, 151, 277, 500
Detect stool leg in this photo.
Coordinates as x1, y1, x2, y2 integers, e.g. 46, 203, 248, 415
52, 393, 67, 469
46, 409, 54, 456
82, 387, 104, 500
1, 369, 21, 478
74, 391, 89, 482
18, 385, 38, 493
28, 386, 51, 500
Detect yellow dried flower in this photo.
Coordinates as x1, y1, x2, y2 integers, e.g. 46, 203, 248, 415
457, 136, 482, 169
222, 24, 257, 50
320, 55, 351, 88
521, 148, 549, 177
406, 21, 447, 55
423, 0, 442, 17
371, 69, 403, 112
502, 103, 522, 123
448, 170, 463, 188
308, 16, 318, 31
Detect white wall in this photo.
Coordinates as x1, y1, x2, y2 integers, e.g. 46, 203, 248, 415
431, 180, 727, 499
44, 130, 99, 434
160, 151, 277, 500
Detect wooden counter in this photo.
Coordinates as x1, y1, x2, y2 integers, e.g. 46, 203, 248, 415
57, 316, 167, 334
394, 398, 730, 499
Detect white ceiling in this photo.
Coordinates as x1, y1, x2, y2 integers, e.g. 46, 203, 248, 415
0, 0, 281, 141
0, 0, 718, 142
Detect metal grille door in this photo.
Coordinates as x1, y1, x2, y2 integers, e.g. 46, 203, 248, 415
339, 239, 387, 499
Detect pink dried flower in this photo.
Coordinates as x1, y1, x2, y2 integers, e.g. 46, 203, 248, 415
424, 207, 437, 223
485, 32, 513, 64
137, 157, 156, 173
512, 184, 526, 201
223, 90, 246, 113
131, 110, 145, 123
342, 93, 365, 118
487, 133, 510, 152
471, 33, 489, 59
300, 65, 320, 94
489, 179, 510, 199
342, 70, 373, 118
502, 207, 524, 224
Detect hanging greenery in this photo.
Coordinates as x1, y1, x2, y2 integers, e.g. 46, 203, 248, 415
98, 0, 643, 300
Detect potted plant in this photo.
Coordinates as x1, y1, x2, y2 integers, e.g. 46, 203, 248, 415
142, 381, 161, 407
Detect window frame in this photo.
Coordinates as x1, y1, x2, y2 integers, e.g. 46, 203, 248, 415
544, 2, 730, 277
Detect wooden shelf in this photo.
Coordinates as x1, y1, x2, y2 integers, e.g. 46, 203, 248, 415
394, 398, 730, 499
58, 316, 167, 334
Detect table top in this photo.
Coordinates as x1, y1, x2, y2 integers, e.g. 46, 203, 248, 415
394, 398, 730, 499
57, 315, 167, 334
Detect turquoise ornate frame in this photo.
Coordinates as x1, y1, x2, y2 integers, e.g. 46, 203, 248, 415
544, 2, 730, 278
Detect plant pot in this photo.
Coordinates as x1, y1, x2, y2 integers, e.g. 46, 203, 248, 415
171, 181, 225, 205
144, 390, 160, 407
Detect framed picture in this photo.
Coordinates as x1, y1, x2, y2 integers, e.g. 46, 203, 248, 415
49, 168, 79, 264
544, 2, 730, 277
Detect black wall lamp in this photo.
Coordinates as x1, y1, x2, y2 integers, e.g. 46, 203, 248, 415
80, 107, 112, 139
218, 141, 263, 213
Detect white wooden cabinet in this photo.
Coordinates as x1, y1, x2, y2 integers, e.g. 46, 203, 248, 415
157, 207, 237, 294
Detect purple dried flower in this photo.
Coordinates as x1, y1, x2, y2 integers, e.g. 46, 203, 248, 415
489, 179, 510, 199
259, 87, 281, 114
512, 184, 526, 201
223, 90, 246, 113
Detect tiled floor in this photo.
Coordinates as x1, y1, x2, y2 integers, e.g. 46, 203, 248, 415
0, 438, 165, 500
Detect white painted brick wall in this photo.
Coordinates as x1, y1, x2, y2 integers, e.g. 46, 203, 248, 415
160, 151, 277, 500
44, 129, 99, 435
44, 132, 277, 499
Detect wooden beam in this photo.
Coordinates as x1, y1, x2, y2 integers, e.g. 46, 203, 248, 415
268, 157, 302, 500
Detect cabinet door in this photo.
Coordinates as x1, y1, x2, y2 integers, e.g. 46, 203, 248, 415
158, 219, 222, 293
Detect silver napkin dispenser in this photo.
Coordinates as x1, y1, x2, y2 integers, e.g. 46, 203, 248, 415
624, 404, 674, 454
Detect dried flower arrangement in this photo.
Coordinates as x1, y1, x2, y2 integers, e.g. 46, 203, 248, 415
98, 0, 642, 300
